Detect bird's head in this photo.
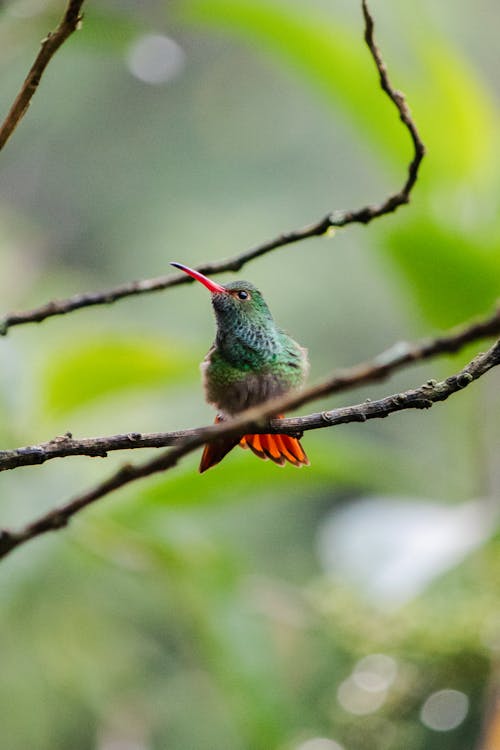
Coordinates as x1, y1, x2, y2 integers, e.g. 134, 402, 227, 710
171, 262, 274, 329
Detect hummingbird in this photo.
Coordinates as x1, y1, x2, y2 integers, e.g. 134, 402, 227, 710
171, 262, 310, 473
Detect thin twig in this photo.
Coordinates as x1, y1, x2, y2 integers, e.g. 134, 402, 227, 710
0, 337, 498, 561
2, 304, 499, 472
0, 0, 85, 152
0, 0, 424, 335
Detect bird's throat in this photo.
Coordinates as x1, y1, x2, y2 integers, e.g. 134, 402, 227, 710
216, 325, 280, 369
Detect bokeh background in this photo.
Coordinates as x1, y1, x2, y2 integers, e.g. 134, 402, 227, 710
0, 0, 499, 748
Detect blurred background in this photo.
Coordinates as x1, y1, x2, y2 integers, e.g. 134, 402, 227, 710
0, 0, 499, 748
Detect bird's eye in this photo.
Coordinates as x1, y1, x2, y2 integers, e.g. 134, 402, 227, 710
237, 290, 249, 300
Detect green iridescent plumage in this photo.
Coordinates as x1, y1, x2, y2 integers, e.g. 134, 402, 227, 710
202, 281, 308, 415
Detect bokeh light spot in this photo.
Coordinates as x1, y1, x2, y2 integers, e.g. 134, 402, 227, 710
352, 653, 398, 692
127, 34, 185, 85
420, 689, 469, 731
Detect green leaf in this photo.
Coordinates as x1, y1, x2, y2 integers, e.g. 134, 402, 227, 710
43, 335, 192, 415
410, 39, 498, 184
384, 216, 500, 326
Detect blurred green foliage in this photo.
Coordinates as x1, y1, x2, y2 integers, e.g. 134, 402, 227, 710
43, 336, 191, 414
0, 0, 499, 749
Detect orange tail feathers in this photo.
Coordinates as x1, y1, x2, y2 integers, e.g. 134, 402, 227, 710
199, 416, 309, 473
240, 414, 309, 468
240, 432, 309, 467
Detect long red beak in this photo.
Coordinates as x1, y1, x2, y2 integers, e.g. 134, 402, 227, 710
171, 262, 227, 294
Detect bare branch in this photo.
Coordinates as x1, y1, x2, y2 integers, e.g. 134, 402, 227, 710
1, 305, 499, 472
1, 334, 498, 561
0, 0, 85, 152
0, 0, 424, 336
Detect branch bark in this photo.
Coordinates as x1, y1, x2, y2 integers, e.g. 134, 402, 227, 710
0, 0, 85, 152
0, 336, 498, 561
0, 0, 424, 335
1, 305, 499, 472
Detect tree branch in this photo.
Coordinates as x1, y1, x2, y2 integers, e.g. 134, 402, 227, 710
1, 333, 498, 561
0, 0, 85, 152
0, 0, 424, 336
1, 305, 499, 472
